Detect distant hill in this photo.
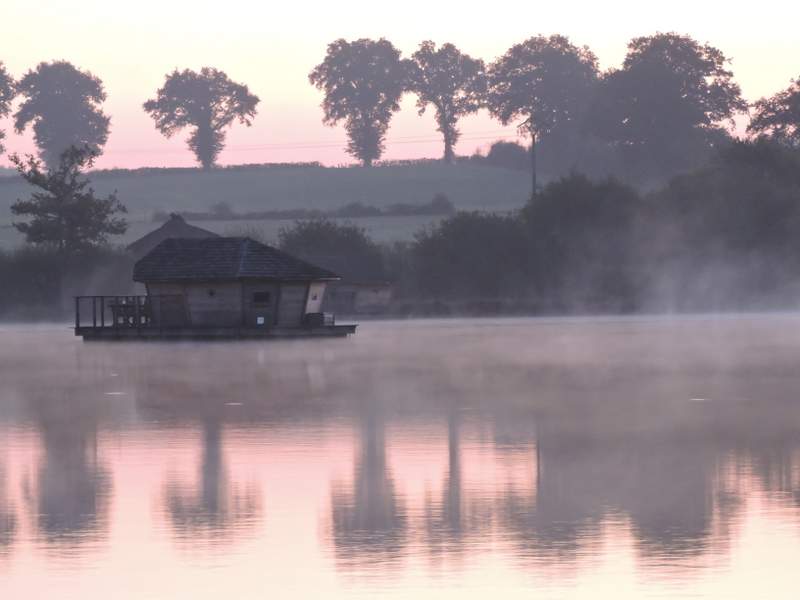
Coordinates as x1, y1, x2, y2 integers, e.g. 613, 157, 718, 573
0, 166, 15, 178
0, 162, 530, 249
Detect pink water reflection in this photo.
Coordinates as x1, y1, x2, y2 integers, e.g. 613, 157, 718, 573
0, 317, 799, 598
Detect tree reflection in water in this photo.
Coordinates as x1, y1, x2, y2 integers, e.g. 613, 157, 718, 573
0, 460, 16, 557
162, 416, 261, 551
329, 406, 407, 571
421, 409, 496, 561
30, 394, 112, 552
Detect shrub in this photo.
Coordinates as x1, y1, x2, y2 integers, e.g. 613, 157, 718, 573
412, 211, 530, 298
523, 174, 642, 309
278, 218, 386, 281
484, 140, 530, 171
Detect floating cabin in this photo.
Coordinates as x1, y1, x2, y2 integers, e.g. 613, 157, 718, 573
74, 237, 357, 340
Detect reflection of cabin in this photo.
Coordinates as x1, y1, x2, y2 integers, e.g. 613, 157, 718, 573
126, 214, 218, 259
326, 281, 393, 315
294, 253, 394, 315
75, 237, 357, 339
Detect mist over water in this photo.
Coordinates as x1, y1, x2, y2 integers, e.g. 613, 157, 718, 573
1, 316, 800, 598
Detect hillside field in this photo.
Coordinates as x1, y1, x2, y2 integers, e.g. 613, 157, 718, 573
0, 163, 529, 249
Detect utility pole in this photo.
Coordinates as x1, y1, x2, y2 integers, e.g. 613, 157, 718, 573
525, 119, 537, 197
530, 130, 537, 196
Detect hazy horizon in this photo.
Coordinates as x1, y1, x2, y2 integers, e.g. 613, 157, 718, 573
2, 0, 799, 169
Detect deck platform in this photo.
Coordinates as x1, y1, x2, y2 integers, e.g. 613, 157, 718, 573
74, 295, 356, 341
75, 324, 357, 341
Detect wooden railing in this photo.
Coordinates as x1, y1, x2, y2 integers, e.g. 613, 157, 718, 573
74, 295, 185, 330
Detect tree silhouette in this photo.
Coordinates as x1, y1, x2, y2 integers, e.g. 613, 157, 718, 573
143, 68, 260, 170
486, 35, 598, 193
0, 63, 15, 156
590, 33, 747, 180
748, 77, 800, 147
14, 61, 110, 167
485, 140, 530, 170
523, 174, 641, 309
407, 41, 485, 164
412, 211, 530, 298
309, 38, 407, 167
279, 218, 386, 281
9, 146, 127, 254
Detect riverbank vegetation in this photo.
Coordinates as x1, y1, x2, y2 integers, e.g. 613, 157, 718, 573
155, 194, 455, 223
2, 140, 800, 320
273, 140, 800, 315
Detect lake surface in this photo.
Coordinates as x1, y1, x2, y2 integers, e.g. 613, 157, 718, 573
1, 316, 799, 599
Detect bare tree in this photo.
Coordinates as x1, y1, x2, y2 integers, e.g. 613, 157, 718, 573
407, 42, 485, 164
487, 35, 598, 194
14, 61, 110, 167
748, 77, 800, 147
309, 38, 407, 167
144, 68, 260, 170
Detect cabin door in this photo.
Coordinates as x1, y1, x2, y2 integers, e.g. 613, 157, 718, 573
277, 284, 308, 327
147, 284, 189, 327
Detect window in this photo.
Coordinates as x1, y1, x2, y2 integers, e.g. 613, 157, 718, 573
253, 291, 271, 305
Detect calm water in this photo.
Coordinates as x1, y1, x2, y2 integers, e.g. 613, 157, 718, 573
1, 316, 800, 599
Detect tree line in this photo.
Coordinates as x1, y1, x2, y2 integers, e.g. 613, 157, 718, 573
1, 33, 799, 185
0, 62, 260, 171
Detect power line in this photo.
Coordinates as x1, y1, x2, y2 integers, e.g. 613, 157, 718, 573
98, 131, 523, 156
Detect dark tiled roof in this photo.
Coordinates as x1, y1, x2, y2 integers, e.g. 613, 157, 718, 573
134, 237, 340, 283
127, 214, 219, 258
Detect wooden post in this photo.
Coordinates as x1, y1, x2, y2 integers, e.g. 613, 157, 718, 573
100, 296, 105, 328
302, 283, 311, 327
92, 296, 97, 329
274, 285, 282, 326
75, 297, 80, 330
240, 283, 246, 328
135, 296, 141, 329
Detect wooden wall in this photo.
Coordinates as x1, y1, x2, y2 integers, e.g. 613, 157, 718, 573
185, 283, 243, 326
242, 281, 280, 327
148, 282, 243, 327
146, 280, 331, 327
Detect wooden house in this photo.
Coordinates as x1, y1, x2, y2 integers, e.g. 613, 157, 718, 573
75, 237, 356, 339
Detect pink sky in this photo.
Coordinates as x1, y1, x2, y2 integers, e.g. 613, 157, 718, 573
1, 0, 798, 169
